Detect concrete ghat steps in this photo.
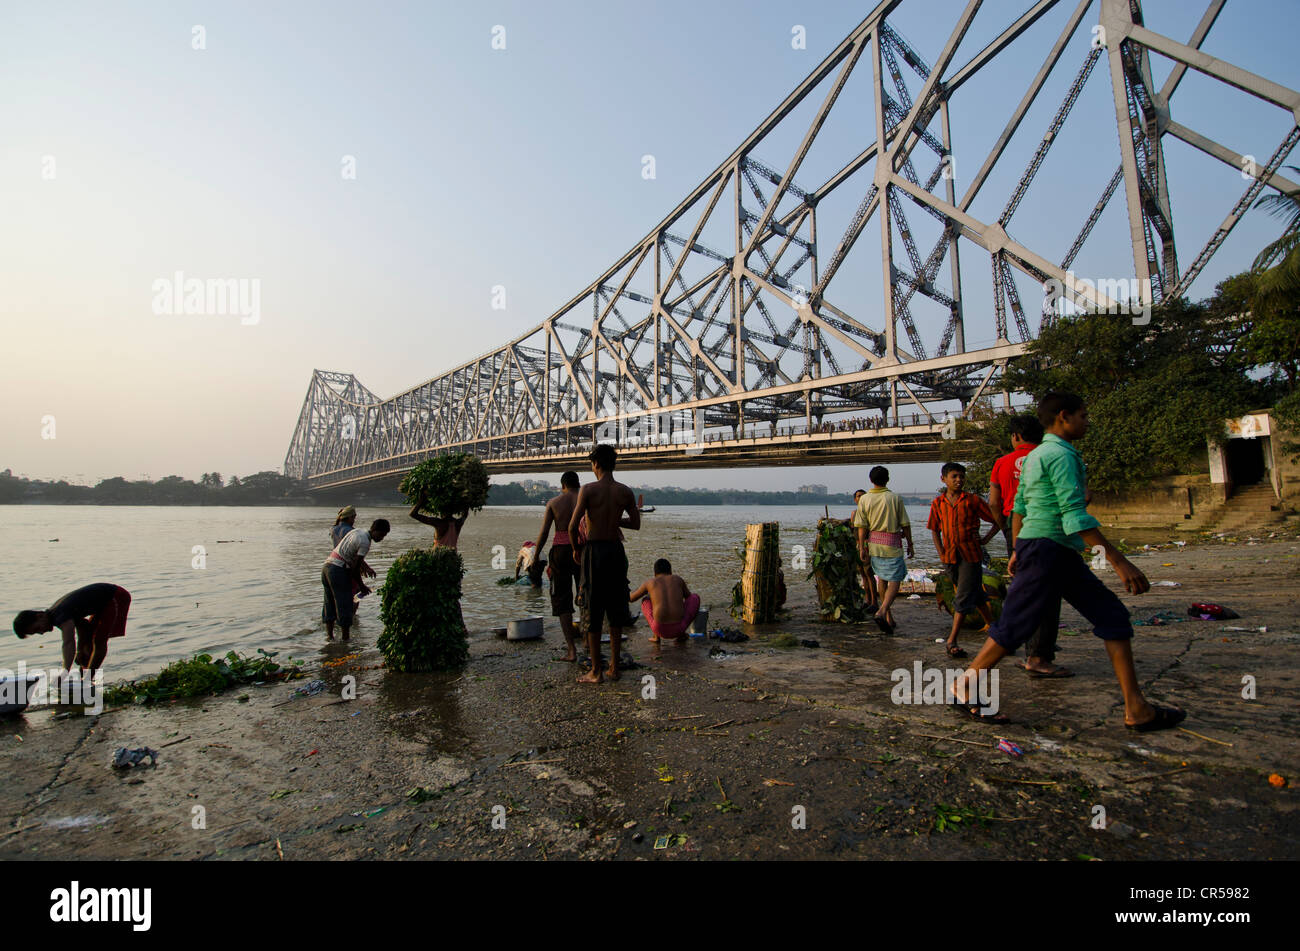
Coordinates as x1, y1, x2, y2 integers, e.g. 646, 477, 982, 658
1191, 484, 1288, 534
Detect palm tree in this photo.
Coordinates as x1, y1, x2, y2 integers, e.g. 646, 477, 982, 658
1252, 164, 1300, 302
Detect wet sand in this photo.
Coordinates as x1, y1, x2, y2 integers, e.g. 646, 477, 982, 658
3, 534, 1297, 860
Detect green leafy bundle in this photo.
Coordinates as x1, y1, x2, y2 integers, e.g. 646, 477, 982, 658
400, 454, 489, 518
103, 648, 303, 706
809, 518, 871, 623
378, 546, 470, 672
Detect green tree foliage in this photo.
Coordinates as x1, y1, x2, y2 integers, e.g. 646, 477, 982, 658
1251, 165, 1300, 306
378, 547, 470, 672
1000, 296, 1263, 492
400, 454, 490, 518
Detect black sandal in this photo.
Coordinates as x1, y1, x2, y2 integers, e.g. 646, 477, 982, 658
1126, 704, 1186, 732
949, 695, 1011, 724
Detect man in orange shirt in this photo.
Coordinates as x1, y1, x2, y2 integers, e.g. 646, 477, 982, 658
927, 463, 1002, 658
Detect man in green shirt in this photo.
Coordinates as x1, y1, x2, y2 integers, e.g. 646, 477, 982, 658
950, 392, 1186, 732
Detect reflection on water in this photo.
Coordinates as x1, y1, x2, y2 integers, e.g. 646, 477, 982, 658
0, 503, 939, 681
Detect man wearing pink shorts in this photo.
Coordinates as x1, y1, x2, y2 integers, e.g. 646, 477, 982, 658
630, 559, 700, 642
13, 583, 132, 677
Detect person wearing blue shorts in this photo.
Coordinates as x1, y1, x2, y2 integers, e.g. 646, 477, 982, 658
857, 466, 914, 635
950, 392, 1186, 732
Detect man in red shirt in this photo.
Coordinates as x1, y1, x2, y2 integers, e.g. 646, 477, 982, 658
988, 414, 1073, 679
989, 415, 1044, 557
927, 463, 1002, 658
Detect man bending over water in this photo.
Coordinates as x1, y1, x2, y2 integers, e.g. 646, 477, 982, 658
14, 583, 132, 680
631, 558, 700, 643
569, 445, 640, 683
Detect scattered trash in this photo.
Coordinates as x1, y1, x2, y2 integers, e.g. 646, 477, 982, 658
111, 747, 159, 769
306, 748, 319, 756
907, 594, 922, 600
291, 679, 327, 698
1188, 602, 1240, 620
1133, 611, 1184, 627
349, 711, 361, 718
1269, 774, 1289, 789
269, 789, 298, 800
1150, 581, 1181, 587
710, 627, 749, 643
996, 739, 1024, 758
1160, 563, 1174, 567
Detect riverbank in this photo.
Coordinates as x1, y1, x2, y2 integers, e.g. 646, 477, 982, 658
3, 536, 1296, 860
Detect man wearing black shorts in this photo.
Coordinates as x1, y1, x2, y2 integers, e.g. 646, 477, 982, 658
569, 445, 640, 683
534, 471, 582, 661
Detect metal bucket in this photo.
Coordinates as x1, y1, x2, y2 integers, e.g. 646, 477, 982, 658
689, 608, 710, 634
507, 617, 544, 641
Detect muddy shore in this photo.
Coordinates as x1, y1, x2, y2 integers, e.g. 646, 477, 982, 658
3, 535, 1297, 861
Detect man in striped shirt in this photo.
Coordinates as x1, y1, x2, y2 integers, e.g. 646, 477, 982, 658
927, 462, 1003, 658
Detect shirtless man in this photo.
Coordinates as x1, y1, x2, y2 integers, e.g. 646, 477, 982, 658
409, 498, 467, 548
631, 558, 700, 643
534, 471, 582, 661
14, 583, 132, 679
568, 445, 640, 683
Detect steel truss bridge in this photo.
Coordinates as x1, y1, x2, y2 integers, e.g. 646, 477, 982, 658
286, 0, 1299, 490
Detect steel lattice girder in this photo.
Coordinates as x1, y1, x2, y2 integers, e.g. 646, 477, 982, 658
284, 0, 1300, 487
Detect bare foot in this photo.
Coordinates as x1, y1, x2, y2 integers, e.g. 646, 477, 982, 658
604, 665, 620, 682
562, 649, 577, 662
576, 670, 603, 684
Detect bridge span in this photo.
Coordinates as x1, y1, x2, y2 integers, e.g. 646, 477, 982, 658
285, 0, 1300, 493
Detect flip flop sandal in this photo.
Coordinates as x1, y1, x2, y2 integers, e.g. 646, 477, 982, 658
1126, 703, 1186, 732
1027, 666, 1075, 679
872, 615, 896, 636
949, 696, 1011, 724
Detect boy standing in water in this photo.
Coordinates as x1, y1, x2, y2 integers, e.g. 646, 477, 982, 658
950, 392, 1185, 731
534, 471, 582, 661
569, 445, 640, 683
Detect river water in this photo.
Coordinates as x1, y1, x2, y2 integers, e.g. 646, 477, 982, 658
0, 503, 941, 681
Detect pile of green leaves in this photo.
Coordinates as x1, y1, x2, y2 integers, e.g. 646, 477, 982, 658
932, 802, 994, 833
400, 453, 490, 518
809, 519, 872, 623
378, 546, 470, 672
103, 648, 303, 706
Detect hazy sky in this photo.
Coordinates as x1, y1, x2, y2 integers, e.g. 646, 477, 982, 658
3, 0, 1297, 495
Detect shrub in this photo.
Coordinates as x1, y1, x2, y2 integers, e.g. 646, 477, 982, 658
378, 546, 470, 672
400, 454, 490, 518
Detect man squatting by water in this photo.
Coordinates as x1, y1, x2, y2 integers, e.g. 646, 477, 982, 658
534, 470, 582, 661
569, 445, 640, 683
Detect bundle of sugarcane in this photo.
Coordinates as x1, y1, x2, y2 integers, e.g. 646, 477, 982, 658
739, 522, 780, 624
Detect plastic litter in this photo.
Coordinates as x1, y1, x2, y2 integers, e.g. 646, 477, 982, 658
1150, 580, 1180, 587
292, 679, 327, 698
112, 747, 159, 769
710, 627, 749, 643
1188, 602, 1240, 620
907, 594, 922, 600
997, 739, 1024, 758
